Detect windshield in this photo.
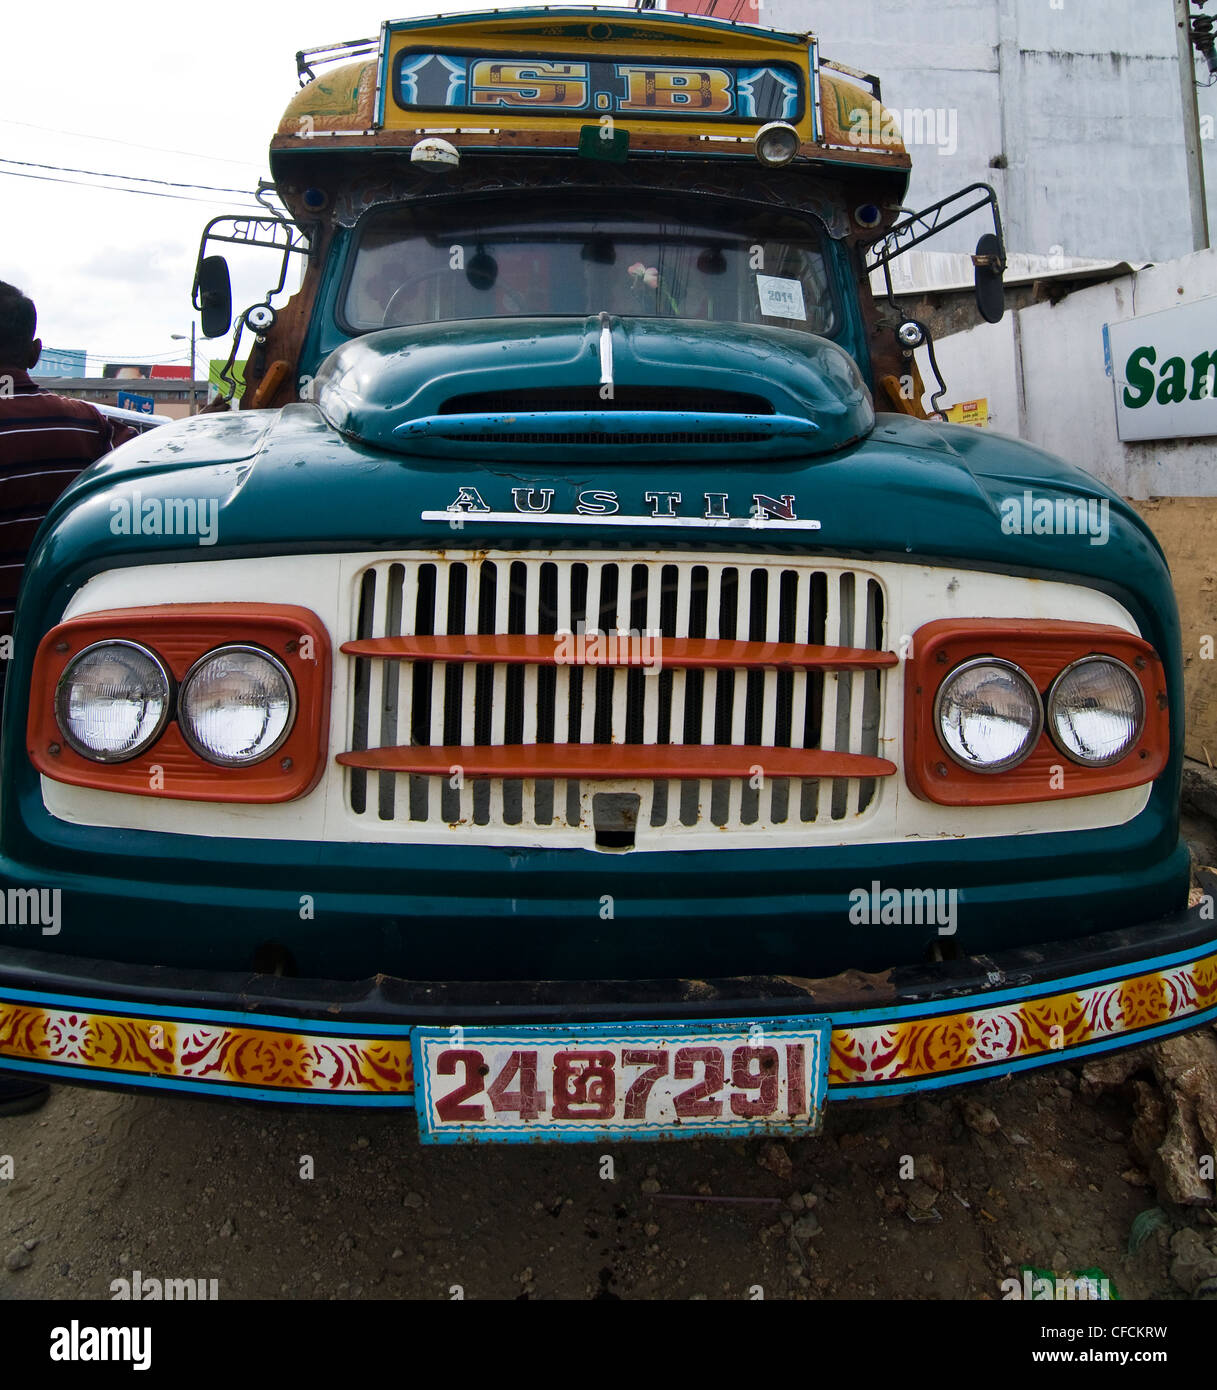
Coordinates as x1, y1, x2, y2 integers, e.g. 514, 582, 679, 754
341, 194, 838, 336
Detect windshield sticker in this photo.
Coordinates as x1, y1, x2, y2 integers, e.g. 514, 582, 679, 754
756, 274, 806, 321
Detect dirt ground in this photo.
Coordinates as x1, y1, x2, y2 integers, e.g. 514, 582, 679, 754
0, 1060, 1210, 1302
0, 825, 1214, 1303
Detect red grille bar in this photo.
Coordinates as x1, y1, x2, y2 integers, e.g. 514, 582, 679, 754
341, 633, 898, 671
337, 744, 897, 780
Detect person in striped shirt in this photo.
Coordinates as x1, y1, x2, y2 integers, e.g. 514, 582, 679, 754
0, 280, 135, 642
0, 281, 137, 1115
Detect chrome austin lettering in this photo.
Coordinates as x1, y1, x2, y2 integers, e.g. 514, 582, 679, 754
752, 493, 797, 522
511, 486, 555, 513
446, 485, 491, 513
428, 486, 819, 530
576, 489, 620, 515
442, 487, 799, 520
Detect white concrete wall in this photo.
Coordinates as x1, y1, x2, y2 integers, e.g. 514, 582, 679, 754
923, 311, 1021, 435
765, 0, 1217, 263
917, 246, 1217, 499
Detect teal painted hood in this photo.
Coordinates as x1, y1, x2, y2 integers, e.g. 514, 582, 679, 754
312, 316, 875, 461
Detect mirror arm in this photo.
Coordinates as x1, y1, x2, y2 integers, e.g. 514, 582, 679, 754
866, 182, 1006, 277
921, 330, 950, 420
213, 321, 246, 405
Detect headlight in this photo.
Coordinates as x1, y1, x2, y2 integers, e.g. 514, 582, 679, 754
55, 641, 171, 762
934, 658, 1042, 772
178, 645, 296, 766
754, 121, 800, 168
1047, 656, 1144, 767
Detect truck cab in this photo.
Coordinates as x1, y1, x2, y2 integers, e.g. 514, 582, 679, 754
0, 8, 1212, 1141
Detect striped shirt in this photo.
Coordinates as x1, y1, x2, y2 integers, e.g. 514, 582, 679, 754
0, 369, 135, 636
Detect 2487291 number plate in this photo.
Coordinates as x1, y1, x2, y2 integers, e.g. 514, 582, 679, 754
411, 1017, 830, 1143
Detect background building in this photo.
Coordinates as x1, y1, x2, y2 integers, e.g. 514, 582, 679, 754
667, 0, 1217, 760
28, 376, 208, 420
760, 0, 1217, 262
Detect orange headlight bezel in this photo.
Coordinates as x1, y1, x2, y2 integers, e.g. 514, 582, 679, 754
28, 603, 330, 803
904, 618, 1169, 806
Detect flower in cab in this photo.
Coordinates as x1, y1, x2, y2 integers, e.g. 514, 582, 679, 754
628, 262, 661, 289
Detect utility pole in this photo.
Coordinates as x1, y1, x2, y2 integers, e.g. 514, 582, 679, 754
1175, 0, 1211, 250
170, 325, 199, 414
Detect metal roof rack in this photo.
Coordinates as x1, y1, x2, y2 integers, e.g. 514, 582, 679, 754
296, 37, 378, 86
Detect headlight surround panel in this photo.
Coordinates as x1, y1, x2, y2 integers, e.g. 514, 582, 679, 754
29, 604, 330, 802
905, 619, 1168, 806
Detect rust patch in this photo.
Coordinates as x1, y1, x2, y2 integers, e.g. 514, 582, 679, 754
774, 967, 897, 1006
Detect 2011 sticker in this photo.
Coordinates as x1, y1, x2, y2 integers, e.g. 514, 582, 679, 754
756, 274, 807, 321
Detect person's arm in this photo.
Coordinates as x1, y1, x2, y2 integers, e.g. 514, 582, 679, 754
103, 415, 139, 450
80, 404, 137, 456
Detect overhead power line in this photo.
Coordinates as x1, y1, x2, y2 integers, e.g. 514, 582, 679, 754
0, 168, 263, 207
82, 351, 193, 363
0, 117, 264, 169
0, 156, 257, 195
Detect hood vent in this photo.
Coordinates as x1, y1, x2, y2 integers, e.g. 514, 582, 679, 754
314, 316, 875, 462
440, 386, 775, 416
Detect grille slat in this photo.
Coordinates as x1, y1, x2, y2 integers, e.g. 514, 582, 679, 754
344, 553, 890, 844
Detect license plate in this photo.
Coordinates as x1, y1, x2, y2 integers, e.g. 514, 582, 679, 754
411, 1017, 829, 1143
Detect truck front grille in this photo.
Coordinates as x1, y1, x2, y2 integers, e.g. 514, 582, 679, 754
342, 552, 891, 845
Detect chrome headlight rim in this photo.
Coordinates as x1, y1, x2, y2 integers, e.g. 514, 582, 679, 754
53, 639, 173, 764
177, 643, 297, 768
1046, 654, 1145, 768
754, 120, 801, 168
933, 655, 1044, 774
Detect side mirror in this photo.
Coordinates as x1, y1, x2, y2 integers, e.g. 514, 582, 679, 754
196, 256, 233, 339
973, 233, 1005, 325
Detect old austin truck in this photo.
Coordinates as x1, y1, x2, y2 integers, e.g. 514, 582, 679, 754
0, 6, 1213, 1143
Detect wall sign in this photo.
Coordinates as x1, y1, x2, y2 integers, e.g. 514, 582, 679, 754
1108, 295, 1217, 442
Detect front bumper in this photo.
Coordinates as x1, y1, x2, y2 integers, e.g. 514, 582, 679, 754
1, 881, 1214, 1108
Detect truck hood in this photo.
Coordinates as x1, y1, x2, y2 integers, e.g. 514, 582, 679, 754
312, 316, 875, 461
40, 406, 1168, 639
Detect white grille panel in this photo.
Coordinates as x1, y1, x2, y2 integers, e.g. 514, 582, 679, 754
344, 552, 888, 845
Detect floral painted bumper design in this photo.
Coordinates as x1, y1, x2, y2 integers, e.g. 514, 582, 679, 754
0, 948, 1214, 1104
830, 952, 1217, 1090
0, 1003, 412, 1098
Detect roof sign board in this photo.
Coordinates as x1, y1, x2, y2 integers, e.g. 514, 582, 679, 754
1109, 295, 1217, 442
389, 51, 803, 124
274, 12, 912, 172
377, 12, 816, 140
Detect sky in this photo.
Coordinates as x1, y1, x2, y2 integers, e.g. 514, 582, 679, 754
0, 0, 591, 375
